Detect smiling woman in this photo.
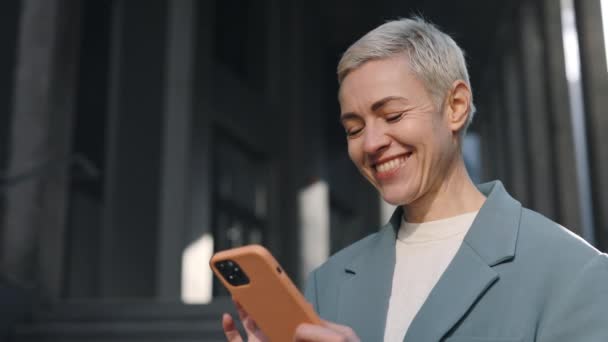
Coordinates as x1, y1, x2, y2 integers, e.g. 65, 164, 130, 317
338, 53, 476, 217
223, 16, 608, 342
308, 17, 608, 342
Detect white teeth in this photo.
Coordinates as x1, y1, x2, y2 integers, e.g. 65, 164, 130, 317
376, 156, 408, 173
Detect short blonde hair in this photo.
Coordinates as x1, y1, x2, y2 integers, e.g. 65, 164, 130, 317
338, 17, 476, 134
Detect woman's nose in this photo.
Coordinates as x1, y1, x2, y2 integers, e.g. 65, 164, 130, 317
362, 125, 390, 154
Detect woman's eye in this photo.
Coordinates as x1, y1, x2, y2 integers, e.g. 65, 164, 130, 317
346, 127, 363, 137
386, 112, 404, 122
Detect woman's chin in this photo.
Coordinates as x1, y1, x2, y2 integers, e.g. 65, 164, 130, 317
380, 189, 415, 206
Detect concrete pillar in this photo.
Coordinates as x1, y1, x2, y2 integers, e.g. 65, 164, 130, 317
574, 0, 608, 250
188, 0, 215, 246
502, 51, 531, 206
479, 56, 513, 188
475, 98, 492, 180
0, 0, 81, 300
518, 1, 557, 219
63, 0, 113, 299
487, 86, 510, 186
0, 1, 21, 171
475, 96, 492, 182
262, 0, 284, 278
157, 0, 197, 300
540, 0, 584, 235
275, 0, 327, 285
100, 0, 168, 298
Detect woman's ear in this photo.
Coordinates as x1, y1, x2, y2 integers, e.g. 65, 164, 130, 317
445, 80, 472, 133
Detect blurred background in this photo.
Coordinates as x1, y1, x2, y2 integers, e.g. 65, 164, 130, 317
0, 0, 607, 340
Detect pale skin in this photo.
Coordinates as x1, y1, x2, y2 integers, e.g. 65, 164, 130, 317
222, 302, 359, 342
222, 53, 485, 341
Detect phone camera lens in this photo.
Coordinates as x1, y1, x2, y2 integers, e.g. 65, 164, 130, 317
215, 260, 250, 286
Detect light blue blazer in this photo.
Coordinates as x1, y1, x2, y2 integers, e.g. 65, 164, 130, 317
304, 181, 608, 341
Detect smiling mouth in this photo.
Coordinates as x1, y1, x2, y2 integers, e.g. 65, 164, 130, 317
374, 152, 413, 174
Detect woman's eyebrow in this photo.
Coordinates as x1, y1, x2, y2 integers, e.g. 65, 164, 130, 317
370, 96, 409, 112
340, 96, 409, 122
340, 112, 360, 122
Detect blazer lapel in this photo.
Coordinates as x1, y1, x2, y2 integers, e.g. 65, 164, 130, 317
402, 244, 499, 341
337, 209, 401, 341
404, 181, 522, 341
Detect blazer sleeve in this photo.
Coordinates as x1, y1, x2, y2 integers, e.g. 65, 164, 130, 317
304, 269, 320, 313
536, 253, 608, 341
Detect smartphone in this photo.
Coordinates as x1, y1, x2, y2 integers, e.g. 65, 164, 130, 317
210, 244, 321, 341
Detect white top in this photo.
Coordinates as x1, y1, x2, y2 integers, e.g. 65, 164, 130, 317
383, 211, 478, 342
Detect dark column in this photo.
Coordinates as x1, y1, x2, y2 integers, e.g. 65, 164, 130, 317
0, 0, 81, 299
262, 0, 283, 280
477, 99, 496, 183
574, 0, 608, 250
100, 0, 168, 298
188, 0, 215, 250
478, 52, 512, 188
502, 51, 530, 206
275, 0, 327, 285
494, 93, 510, 185
488, 76, 511, 187
540, 0, 584, 235
156, 0, 197, 300
478, 101, 494, 183
260, 0, 294, 281
518, 1, 556, 219
0, 2, 21, 171
63, 0, 112, 299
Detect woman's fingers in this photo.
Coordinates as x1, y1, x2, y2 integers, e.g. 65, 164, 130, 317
234, 301, 256, 332
294, 323, 342, 341
243, 315, 260, 334
321, 320, 358, 337
231, 300, 268, 342
222, 313, 243, 342
234, 300, 246, 320
294, 322, 360, 342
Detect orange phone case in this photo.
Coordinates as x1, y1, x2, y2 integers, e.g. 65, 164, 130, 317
210, 244, 321, 341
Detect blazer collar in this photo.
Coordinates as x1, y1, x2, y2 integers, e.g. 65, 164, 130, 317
337, 209, 399, 341
464, 181, 521, 266
338, 180, 522, 341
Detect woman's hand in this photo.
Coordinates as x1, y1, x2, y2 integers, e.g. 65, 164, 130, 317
222, 301, 268, 342
293, 320, 361, 342
222, 300, 360, 342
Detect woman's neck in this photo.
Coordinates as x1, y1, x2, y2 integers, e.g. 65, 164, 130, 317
403, 157, 486, 223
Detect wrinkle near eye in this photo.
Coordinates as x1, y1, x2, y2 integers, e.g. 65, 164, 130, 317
386, 112, 404, 122
345, 123, 364, 137
380, 105, 410, 114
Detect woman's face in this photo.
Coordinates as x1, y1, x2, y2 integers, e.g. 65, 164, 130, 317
339, 55, 459, 206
